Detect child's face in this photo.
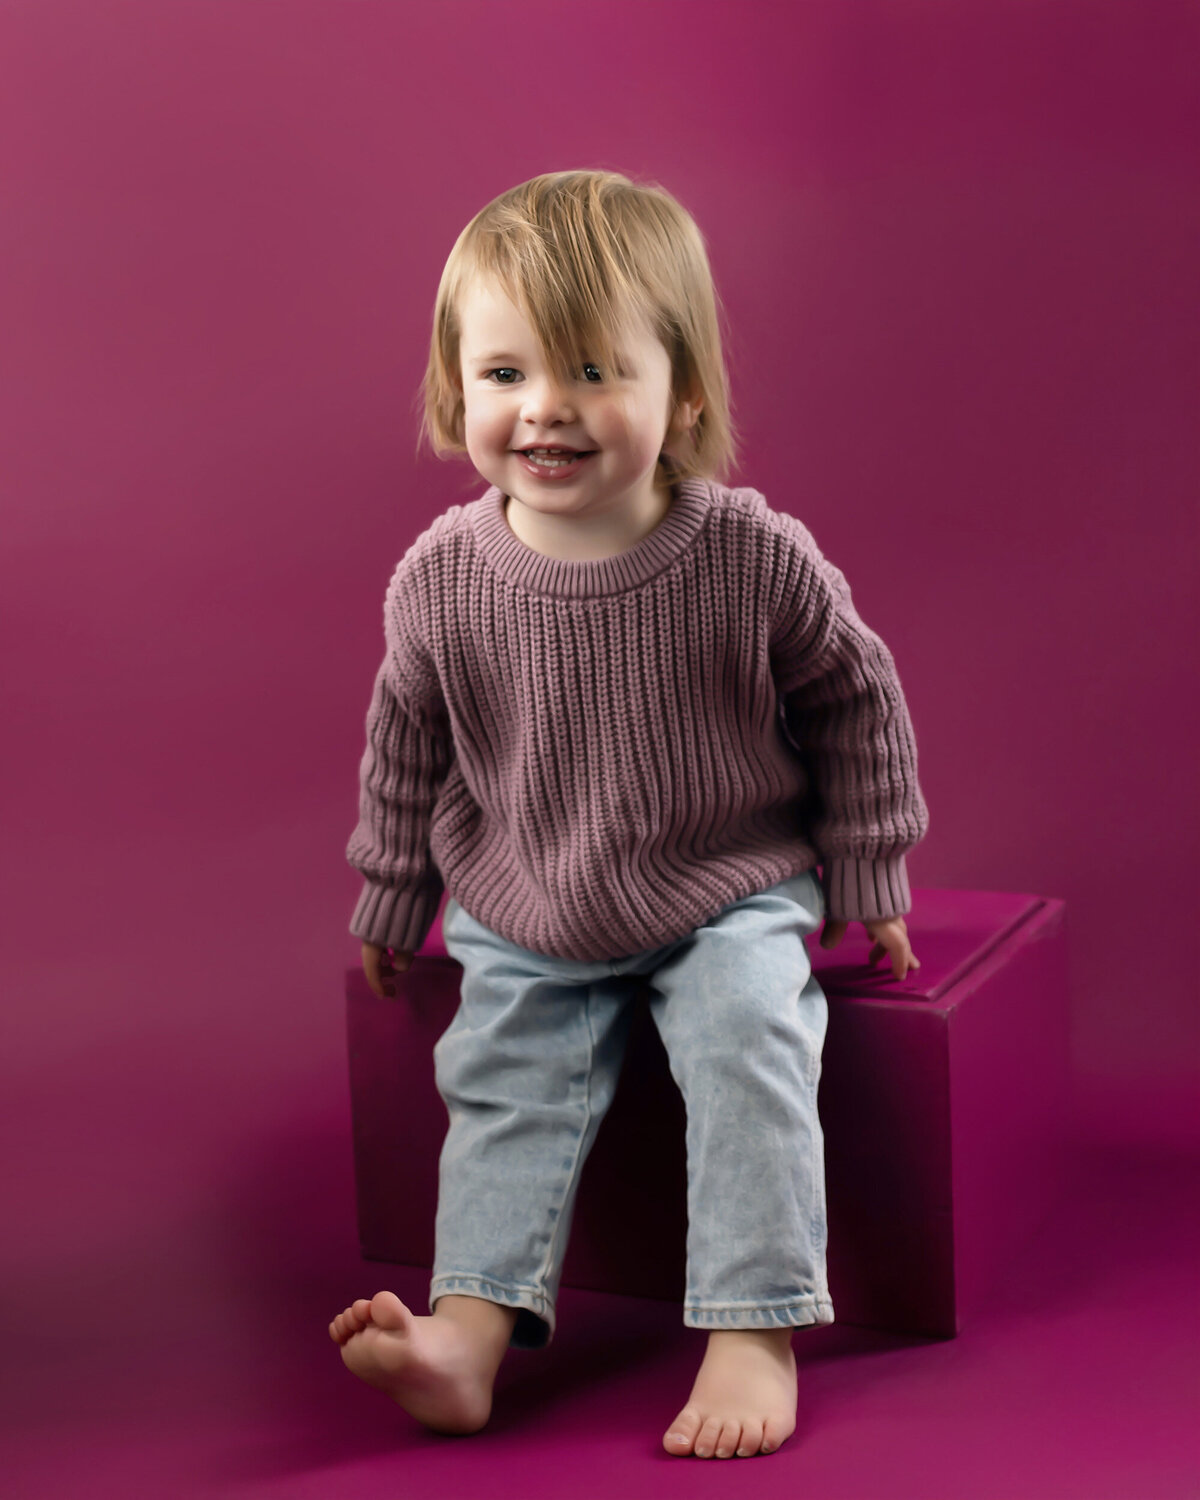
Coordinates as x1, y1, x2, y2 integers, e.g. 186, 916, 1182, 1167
456, 274, 695, 519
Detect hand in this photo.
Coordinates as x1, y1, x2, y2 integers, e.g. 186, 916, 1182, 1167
819, 914, 921, 982
362, 940, 415, 999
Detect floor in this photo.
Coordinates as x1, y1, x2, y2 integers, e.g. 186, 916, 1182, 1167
6, 1140, 1196, 1500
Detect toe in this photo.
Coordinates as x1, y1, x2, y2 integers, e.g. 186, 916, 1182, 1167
694, 1416, 724, 1459
714, 1419, 741, 1458
736, 1417, 764, 1457
761, 1414, 793, 1455
370, 1290, 410, 1331
662, 1408, 702, 1457
352, 1298, 373, 1322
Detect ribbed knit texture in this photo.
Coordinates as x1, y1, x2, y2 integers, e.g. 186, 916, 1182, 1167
347, 476, 929, 961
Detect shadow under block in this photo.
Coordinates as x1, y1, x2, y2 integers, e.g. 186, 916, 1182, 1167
345, 888, 1069, 1337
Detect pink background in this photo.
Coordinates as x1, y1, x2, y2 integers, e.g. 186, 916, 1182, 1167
2, 0, 1195, 1391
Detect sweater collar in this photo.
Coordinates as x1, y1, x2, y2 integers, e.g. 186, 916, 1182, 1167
468, 474, 713, 599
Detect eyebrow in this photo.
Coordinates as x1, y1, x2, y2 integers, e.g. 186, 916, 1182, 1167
470, 352, 523, 365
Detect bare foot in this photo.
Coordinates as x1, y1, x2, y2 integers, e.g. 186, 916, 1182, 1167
329, 1290, 516, 1435
662, 1327, 798, 1458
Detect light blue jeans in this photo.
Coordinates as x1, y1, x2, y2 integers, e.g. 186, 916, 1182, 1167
431, 869, 834, 1349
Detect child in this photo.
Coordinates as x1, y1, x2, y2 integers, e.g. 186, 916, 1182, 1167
331, 169, 929, 1460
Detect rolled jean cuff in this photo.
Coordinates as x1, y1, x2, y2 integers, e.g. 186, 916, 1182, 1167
683, 1295, 835, 1333
430, 1272, 555, 1350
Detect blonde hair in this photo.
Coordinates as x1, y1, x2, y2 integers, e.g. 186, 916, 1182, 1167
417, 169, 739, 483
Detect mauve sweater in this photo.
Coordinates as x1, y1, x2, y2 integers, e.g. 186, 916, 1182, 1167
347, 476, 929, 962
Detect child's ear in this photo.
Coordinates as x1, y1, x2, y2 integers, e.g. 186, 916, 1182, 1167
673, 390, 704, 434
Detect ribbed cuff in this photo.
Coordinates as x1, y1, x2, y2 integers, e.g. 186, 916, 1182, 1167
822, 854, 911, 923
349, 878, 444, 953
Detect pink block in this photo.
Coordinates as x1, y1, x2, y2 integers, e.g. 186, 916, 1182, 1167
345, 889, 1068, 1336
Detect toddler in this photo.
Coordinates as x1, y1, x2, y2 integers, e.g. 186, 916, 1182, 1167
330, 169, 929, 1459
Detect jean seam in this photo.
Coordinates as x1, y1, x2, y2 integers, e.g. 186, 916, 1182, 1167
527, 983, 597, 1301
808, 984, 829, 1289
431, 1272, 548, 1310
683, 1292, 831, 1312
682, 1298, 835, 1330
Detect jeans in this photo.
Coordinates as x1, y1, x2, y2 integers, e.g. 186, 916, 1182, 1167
431, 869, 834, 1349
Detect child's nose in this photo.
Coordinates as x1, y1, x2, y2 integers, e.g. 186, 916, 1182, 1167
519, 377, 576, 425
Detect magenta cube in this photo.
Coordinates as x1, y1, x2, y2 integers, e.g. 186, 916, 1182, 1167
345, 888, 1068, 1337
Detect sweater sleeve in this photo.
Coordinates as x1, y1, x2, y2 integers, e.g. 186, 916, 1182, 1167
345, 565, 454, 952
769, 525, 930, 924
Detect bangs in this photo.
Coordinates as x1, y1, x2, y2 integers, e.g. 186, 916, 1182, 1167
467, 221, 656, 389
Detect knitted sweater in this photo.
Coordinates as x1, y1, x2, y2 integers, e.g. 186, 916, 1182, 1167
347, 476, 929, 962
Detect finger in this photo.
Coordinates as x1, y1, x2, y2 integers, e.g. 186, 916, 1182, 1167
363, 947, 395, 999
874, 935, 908, 982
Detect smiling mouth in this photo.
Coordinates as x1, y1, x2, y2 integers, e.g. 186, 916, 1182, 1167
517, 448, 595, 468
